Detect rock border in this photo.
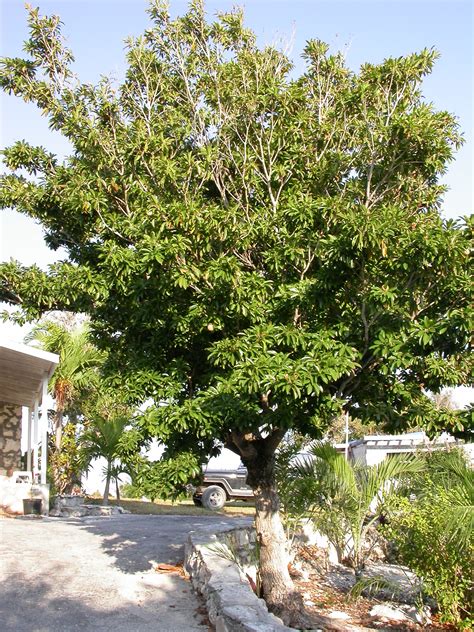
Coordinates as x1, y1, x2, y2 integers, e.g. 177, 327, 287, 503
184, 526, 296, 632
50, 503, 129, 518
184, 524, 433, 632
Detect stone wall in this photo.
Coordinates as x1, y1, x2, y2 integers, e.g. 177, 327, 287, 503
0, 401, 22, 472
185, 525, 295, 632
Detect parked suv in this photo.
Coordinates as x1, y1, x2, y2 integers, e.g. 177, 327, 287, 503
192, 465, 254, 510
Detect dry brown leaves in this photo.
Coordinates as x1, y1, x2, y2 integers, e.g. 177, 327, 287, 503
154, 561, 189, 579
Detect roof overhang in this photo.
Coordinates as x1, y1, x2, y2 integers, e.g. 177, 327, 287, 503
0, 340, 59, 408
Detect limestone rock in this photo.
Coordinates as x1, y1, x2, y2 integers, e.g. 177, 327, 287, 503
327, 611, 351, 620
370, 603, 410, 622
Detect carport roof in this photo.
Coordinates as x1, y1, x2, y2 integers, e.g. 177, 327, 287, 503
0, 340, 59, 407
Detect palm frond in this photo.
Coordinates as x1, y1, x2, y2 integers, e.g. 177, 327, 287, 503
80, 415, 130, 461
26, 320, 105, 413
350, 575, 401, 601
362, 455, 425, 508
439, 472, 474, 549
309, 441, 358, 495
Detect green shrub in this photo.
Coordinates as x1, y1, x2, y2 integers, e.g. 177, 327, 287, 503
119, 482, 143, 499
383, 455, 473, 629
48, 422, 85, 497
400, 446, 470, 492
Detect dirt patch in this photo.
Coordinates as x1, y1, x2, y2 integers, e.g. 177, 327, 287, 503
290, 545, 456, 631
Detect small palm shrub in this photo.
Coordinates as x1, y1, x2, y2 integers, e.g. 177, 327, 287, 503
286, 442, 424, 576
80, 405, 131, 504
275, 433, 315, 548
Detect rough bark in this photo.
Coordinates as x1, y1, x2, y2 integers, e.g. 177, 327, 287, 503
228, 428, 311, 628
54, 410, 63, 451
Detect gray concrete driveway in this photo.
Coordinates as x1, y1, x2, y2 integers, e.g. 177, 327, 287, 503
0, 514, 249, 632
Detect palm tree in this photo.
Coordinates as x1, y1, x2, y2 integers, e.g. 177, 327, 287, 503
26, 320, 104, 450
442, 458, 474, 547
80, 398, 131, 505
292, 442, 425, 577
107, 462, 131, 503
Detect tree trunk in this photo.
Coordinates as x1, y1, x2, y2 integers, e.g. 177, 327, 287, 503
55, 410, 63, 451
233, 430, 311, 628
115, 476, 120, 502
103, 461, 111, 505
246, 456, 294, 608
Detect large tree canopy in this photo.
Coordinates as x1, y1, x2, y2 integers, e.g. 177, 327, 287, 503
1, 1, 472, 620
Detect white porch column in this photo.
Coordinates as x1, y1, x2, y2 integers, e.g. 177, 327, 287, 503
27, 407, 33, 473
40, 374, 49, 485
33, 399, 39, 478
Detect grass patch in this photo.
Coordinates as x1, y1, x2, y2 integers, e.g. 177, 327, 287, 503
86, 496, 255, 517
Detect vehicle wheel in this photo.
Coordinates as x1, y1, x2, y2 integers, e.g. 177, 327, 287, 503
201, 485, 226, 510
192, 497, 202, 507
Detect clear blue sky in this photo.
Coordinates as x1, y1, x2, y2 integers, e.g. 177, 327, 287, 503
0, 0, 473, 263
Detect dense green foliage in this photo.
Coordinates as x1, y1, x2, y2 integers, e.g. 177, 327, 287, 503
119, 481, 143, 500
1, 2, 471, 485
383, 449, 473, 627
47, 421, 85, 496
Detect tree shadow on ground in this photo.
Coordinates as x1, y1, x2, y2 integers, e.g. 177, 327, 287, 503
0, 569, 209, 632
68, 513, 252, 573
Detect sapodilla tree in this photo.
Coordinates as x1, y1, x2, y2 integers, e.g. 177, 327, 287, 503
0, 1, 472, 621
